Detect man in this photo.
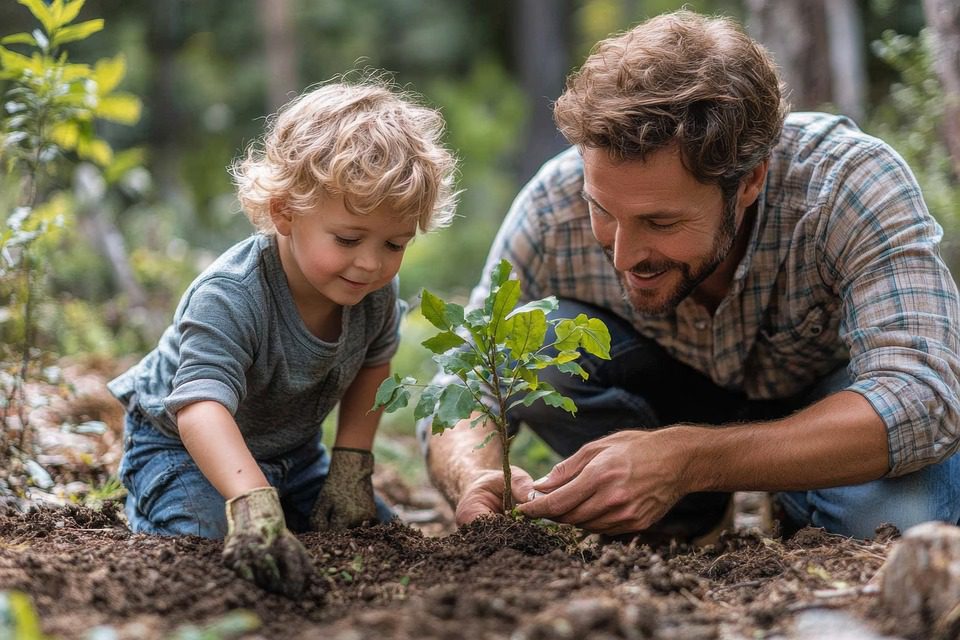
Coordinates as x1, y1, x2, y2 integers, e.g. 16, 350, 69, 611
419, 10, 960, 540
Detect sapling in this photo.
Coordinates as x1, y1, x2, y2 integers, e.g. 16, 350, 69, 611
374, 259, 611, 513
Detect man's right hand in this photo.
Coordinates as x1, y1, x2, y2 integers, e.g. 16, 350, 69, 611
455, 466, 537, 524
222, 486, 314, 598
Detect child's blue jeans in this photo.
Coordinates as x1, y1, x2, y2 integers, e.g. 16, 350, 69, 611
506, 299, 960, 540
118, 407, 394, 538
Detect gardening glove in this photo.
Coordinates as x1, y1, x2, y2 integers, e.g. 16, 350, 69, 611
222, 486, 314, 598
310, 447, 377, 530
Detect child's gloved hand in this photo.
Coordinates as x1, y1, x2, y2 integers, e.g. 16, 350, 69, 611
310, 447, 377, 530
222, 486, 314, 598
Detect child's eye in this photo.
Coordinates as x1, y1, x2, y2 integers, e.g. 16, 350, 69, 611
335, 236, 360, 247
386, 241, 406, 252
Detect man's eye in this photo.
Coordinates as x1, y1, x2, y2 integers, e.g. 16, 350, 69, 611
649, 220, 679, 230
335, 236, 360, 247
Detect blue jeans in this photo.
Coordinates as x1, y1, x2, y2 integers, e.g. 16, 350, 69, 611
119, 408, 393, 538
506, 299, 960, 539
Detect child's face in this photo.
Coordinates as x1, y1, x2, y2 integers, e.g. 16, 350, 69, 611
274, 195, 417, 310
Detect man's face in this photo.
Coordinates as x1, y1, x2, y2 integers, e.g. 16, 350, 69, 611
582, 145, 740, 316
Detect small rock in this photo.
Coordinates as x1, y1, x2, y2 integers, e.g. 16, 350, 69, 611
879, 521, 960, 639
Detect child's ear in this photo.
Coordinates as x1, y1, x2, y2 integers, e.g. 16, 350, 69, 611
269, 199, 293, 236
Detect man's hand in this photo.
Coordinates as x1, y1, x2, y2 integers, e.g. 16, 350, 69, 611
222, 486, 314, 598
518, 429, 689, 535
455, 465, 537, 524
310, 447, 377, 530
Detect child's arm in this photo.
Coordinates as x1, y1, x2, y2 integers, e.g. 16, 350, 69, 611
310, 362, 390, 530
178, 400, 313, 597
334, 362, 390, 449
177, 400, 269, 498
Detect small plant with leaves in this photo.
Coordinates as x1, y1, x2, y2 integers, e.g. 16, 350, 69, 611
375, 259, 611, 513
0, 0, 141, 453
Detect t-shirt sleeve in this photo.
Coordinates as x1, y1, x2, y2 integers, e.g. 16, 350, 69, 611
820, 142, 960, 476
364, 277, 406, 367
163, 278, 261, 421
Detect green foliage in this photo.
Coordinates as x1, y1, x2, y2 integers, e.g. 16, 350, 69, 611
375, 259, 611, 512
0, 591, 49, 640
867, 29, 960, 258
0, 0, 141, 451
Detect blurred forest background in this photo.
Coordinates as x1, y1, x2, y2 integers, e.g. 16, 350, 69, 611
1, 0, 959, 488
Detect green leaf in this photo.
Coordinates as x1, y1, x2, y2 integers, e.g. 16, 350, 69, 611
434, 385, 478, 429
505, 309, 546, 360
473, 431, 497, 450
490, 258, 512, 289
421, 330, 466, 354
556, 361, 589, 379
50, 19, 103, 47
484, 259, 513, 316
553, 318, 580, 351
92, 54, 125, 94
509, 383, 578, 415
580, 316, 612, 359
373, 374, 403, 410
489, 279, 520, 341
506, 296, 558, 319
434, 349, 479, 376
413, 384, 442, 421
419, 289, 464, 331
94, 93, 141, 124
0, 33, 37, 46
17, 0, 55, 35
58, 0, 86, 27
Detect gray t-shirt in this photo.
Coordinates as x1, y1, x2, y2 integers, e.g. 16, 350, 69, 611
108, 233, 403, 459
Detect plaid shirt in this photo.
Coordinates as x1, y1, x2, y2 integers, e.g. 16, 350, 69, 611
468, 112, 960, 476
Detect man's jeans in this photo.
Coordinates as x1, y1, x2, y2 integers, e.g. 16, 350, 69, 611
506, 299, 960, 540
119, 408, 393, 538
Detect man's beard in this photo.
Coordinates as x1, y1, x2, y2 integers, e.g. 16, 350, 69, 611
607, 199, 738, 317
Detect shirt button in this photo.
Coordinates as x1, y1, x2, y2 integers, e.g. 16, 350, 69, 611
694, 320, 708, 330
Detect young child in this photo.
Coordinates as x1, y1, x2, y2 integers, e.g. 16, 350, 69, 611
108, 78, 458, 597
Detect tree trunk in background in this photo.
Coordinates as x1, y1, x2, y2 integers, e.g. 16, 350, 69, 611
514, 0, 572, 184
923, 0, 960, 180
146, 0, 188, 207
257, 0, 299, 112
744, 0, 832, 112
824, 0, 867, 122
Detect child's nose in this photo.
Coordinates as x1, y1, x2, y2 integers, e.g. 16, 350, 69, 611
354, 248, 380, 272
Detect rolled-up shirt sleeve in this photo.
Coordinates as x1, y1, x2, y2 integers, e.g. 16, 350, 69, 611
822, 143, 960, 476
163, 278, 260, 421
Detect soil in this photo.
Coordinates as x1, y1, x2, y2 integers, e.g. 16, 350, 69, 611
0, 502, 906, 640
0, 362, 915, 640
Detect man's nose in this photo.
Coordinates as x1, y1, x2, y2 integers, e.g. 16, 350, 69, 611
612, 227, 650, 272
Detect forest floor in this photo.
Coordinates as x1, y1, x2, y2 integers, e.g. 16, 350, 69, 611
0, 360, 913, 639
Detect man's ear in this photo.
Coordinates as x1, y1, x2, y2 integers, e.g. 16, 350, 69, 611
738, 159, 768, 210
269, 199, 293, 236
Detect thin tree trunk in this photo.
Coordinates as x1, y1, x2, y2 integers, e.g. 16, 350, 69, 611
257, 0, 300, 112
514, 0, 572, 184
824, 0, 866, 122
923, 0, 960, 180
745, 0, 831, 111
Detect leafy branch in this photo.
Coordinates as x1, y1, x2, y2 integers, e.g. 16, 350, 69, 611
0, 0, 141, 453
375, 259, 611, 512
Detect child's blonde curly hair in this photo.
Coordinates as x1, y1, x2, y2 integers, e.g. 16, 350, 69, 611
232, 76, 458, 234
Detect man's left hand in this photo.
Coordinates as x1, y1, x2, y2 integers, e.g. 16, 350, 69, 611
311, 447, 377, 530
517, 429, 689, 535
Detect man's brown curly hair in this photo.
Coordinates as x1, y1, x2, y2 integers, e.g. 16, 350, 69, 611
554, 10, 789, 200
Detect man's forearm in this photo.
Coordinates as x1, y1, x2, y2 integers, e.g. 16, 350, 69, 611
426, 412, 502, 507
680, 390, 890, 493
